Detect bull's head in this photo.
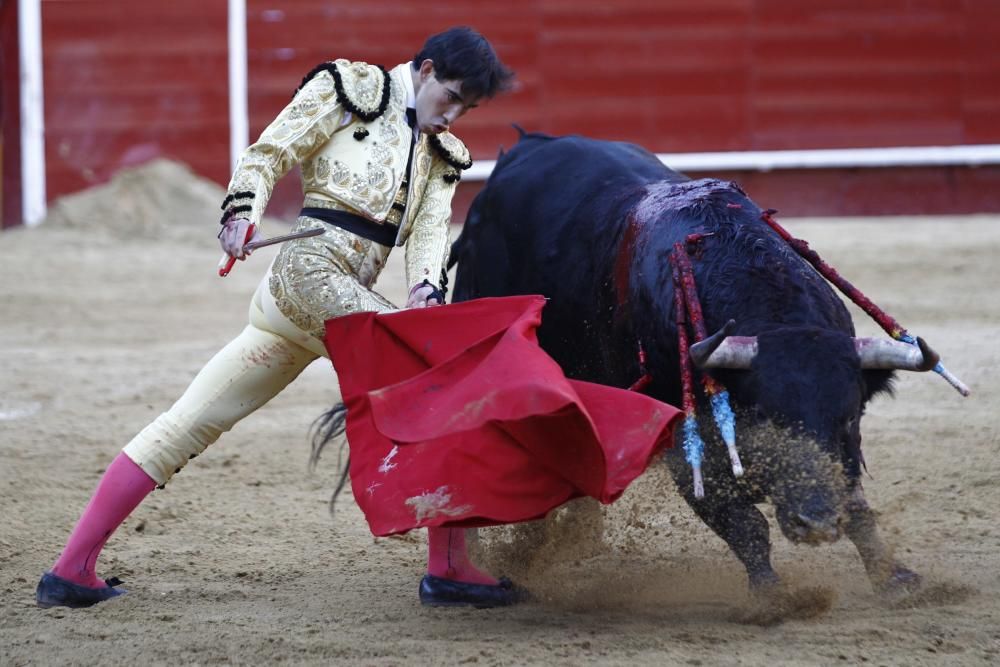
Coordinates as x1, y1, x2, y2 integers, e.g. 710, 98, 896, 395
687, 323, 939, 545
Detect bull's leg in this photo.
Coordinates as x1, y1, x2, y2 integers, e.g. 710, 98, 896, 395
843, 481, 921, 596
666, 449, 780, 588
684, 493, 781, 589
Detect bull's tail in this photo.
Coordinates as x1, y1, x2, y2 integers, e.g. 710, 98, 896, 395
310, 402, 352, 516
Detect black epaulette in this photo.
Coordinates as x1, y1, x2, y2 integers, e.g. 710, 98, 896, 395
429, 133, 473, 183
295, 60, 391, 122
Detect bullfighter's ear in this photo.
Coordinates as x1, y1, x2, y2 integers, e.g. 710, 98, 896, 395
862, 369, 896, 401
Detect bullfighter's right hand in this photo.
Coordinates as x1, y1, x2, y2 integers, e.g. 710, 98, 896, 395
219, 217, 260, 260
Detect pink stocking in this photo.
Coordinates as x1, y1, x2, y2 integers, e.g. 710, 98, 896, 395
50, 452, 156, 589
426, 527, 497, 585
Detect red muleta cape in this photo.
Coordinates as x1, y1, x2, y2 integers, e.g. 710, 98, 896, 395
323, 295, 681, 536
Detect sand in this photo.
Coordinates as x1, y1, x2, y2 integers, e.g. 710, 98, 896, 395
1, 161, 998, 665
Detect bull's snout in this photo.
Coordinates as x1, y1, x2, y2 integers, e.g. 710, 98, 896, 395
786, 511, 843, 545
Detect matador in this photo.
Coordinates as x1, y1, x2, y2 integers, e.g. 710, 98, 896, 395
38, 27, 520, 610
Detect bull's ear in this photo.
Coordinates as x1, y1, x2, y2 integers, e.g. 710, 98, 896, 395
690, 320, 758, 369
862, 369, 896, 402
854, 337, 939, 371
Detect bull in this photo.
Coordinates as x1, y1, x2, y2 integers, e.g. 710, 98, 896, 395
449, 130, 938, 595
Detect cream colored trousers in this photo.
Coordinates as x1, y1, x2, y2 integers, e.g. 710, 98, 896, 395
123, 220, 394, 485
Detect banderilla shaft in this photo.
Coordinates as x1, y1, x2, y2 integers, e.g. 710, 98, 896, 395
760, 209, 969, 396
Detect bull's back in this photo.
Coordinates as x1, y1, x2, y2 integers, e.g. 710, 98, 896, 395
453, 132, 686, 382
484, 132, 677, 233
453, 132, 679, 301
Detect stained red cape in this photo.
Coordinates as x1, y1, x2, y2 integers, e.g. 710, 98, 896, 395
323, 295, 681, 536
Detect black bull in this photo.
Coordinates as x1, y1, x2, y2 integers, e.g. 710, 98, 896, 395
449, 131, 935, 594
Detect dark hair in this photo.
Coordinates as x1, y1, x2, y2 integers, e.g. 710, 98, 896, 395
413, 26, 515, 100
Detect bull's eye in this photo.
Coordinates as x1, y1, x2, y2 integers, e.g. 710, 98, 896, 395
840, 416, 860, 446
753, 405, 769, 424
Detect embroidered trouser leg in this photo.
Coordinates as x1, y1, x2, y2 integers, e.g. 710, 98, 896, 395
122, 220, 395, 486
122, 315, 317, 486
265, 216, 396, 340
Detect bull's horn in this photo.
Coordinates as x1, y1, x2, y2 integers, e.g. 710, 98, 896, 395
854, 336, 940, 371
689, 319, 736, 366
690, 320, 758, 369
691, 337, 759, 369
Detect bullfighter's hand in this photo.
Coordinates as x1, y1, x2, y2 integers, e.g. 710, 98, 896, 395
219, 217, 260, 260
406, 281, 443, 308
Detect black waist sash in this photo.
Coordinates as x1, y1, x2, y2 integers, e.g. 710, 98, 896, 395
300, 207, 398, 247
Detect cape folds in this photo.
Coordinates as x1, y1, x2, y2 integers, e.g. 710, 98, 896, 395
323, 295, 682, 536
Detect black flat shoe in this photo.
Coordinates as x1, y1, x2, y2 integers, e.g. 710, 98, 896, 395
36, 572, 127, 609
419, 574, 527, 608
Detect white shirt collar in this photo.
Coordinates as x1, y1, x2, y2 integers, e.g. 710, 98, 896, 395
392, 62, 419, 139
395, 61, 417, 109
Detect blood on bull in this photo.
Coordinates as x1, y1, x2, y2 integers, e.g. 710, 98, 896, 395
450, 129, 965, 595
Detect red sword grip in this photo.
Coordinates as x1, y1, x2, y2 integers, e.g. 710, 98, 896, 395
217, 223, 257, 277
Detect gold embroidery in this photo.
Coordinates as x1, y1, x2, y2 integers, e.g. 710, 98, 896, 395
270, 215, 395, 340
293, 64, 416, 221
222, 68, 345, 229
315, 76, 335, 101
379, 117, 399, 141
301, 196, 364, 215
329, 159, 348, 185
404, 158, 456, 288
350, 174, 370, 197
316, 157, 331, 181
225, 61, 463, 310
371, 144, 392, 166
367, 163, 389, 189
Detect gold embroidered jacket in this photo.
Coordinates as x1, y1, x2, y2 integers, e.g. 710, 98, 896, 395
220, 59, 472, 288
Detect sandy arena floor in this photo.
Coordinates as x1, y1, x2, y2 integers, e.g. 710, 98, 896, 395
1, 162, 998, 665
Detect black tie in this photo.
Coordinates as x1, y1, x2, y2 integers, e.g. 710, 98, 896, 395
402, 109, 418, 203
404, 108, 418, 169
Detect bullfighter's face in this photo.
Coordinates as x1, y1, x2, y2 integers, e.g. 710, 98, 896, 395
413, 60, 480, 135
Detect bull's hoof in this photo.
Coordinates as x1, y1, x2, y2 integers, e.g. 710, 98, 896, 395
419, 574, 528, 608
748, 570, 781, 591
736, 583, 836, 626
875, 566, 922, 600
